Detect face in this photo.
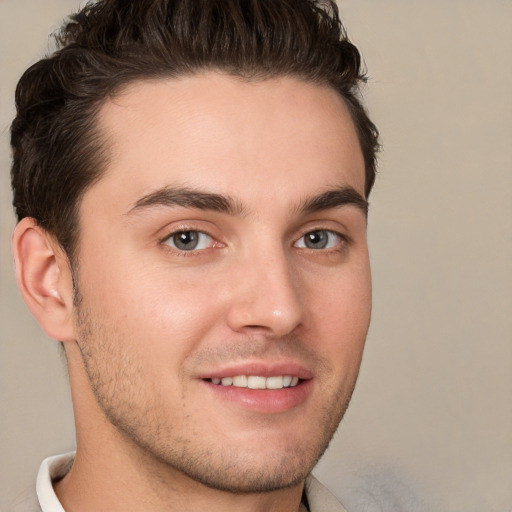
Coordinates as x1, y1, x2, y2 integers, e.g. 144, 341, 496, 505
73, 73, 371, 493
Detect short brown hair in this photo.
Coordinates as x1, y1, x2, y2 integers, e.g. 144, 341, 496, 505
11, 0, 379, 261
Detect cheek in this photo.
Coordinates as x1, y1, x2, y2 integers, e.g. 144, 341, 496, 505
77, 250, 226, 354
308, 262, 371, 354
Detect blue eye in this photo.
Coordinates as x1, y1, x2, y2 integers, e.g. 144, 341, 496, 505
295, 230, 342, 250
163, 231, 213, 251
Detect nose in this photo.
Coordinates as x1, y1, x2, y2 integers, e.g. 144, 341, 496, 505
225, 248, 303, 337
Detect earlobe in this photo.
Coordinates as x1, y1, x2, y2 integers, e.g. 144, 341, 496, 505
12, 218, 76, 342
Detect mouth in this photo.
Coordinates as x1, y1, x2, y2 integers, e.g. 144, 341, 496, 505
200, 365, 312, 413
207, 375, 301, 390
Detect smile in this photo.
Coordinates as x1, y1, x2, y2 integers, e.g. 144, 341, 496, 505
208, 375, 300, 390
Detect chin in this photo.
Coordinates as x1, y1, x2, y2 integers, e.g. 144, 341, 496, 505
126, 420, 335, 495
167, 450, 316, 494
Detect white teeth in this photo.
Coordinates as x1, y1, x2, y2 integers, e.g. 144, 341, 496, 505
210, 375, 300, 389
266, 376, 284, 389
247, 376, 267, 389
232, 375, 248, 387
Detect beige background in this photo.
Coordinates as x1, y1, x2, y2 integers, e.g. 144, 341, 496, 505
1, 1, 511, 511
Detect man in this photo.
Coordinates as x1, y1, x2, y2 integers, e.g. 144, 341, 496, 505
10, 0, 379, 510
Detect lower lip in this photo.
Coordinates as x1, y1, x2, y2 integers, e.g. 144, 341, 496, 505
201, 379, 313, 414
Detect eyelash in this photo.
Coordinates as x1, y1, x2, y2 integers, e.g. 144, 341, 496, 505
160, 227, 220, 256
159, 227, 349, 256
293, 229, 348, 251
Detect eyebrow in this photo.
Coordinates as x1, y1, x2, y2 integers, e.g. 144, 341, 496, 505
298, 186, 368, 216
128, 187, 245, 216
127, 185, 368, 217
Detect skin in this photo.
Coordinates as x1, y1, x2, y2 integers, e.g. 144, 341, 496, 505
14, 73, 371, 512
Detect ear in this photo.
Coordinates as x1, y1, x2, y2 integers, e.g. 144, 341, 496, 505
12, 217, 76, 342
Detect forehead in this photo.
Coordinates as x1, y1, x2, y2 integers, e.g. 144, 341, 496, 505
88, 73, 365, 212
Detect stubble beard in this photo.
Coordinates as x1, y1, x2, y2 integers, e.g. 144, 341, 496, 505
73, 289, 360, 494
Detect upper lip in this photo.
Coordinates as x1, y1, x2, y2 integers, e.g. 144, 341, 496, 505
197, 361, 313, 380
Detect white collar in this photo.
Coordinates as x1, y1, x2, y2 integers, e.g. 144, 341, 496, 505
36, 452, 74, 512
